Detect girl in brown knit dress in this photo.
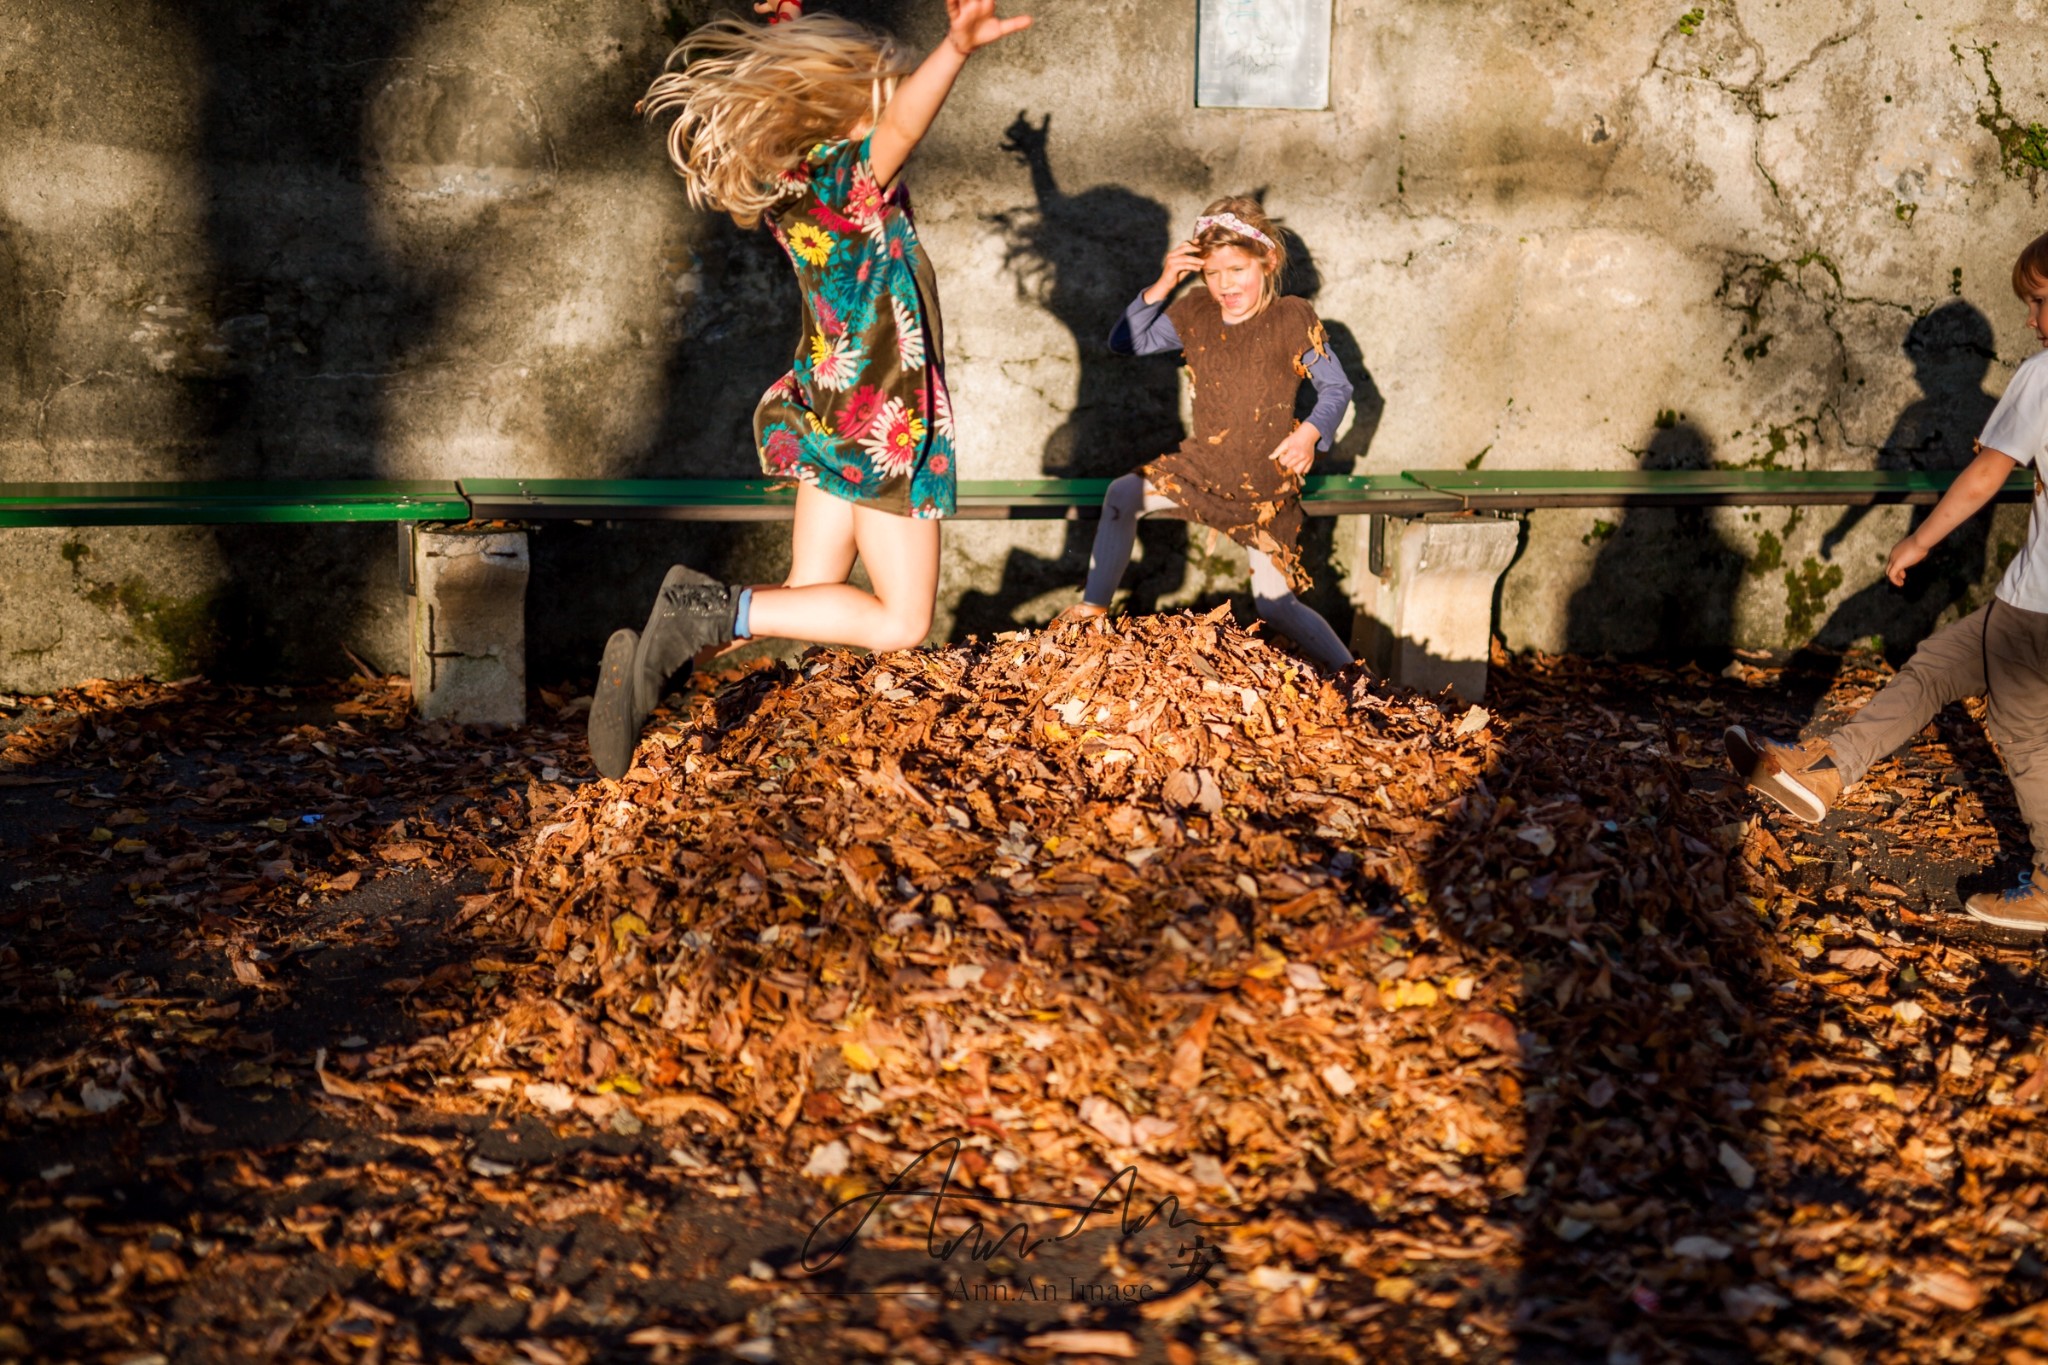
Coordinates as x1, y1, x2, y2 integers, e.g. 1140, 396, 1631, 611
1053, 197, 1357, 672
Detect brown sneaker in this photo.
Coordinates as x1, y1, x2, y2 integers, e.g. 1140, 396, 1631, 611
1964, 870, 2048, 933
1052, 602, 1109, 629
1722, 725, 1843, 823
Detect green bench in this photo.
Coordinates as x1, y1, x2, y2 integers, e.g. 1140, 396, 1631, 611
1402, 468, 2037, 510
5, 468, 2031, 715
0, 480, 470, 527
453, 469, 2038, 519
453, 474, 1465, 520
1, 469, 2028, 527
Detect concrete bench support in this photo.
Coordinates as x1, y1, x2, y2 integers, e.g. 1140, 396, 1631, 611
410, 524, 529, 725
1348, 514, 1522, 702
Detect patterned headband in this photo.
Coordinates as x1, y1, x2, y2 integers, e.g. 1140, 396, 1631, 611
1193, 211, 1274, 250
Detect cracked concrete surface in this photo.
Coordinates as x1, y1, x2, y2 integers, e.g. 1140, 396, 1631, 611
4, 0, 2048, 686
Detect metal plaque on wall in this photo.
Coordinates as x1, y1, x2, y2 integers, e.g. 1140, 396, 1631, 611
1196, 0, 1333, 110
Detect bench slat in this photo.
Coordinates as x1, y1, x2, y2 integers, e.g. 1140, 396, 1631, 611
3, 469, 2033, 528
0, 480, 471, 527
457, 478, 797, 522
1405, 468, 2037, 509
458, 475, 1463, 521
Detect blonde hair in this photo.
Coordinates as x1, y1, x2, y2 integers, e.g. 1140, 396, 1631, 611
1191, 196, 1288, 312
638, 15, 913, 229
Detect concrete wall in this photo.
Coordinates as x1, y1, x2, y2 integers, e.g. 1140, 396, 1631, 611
5, 0, 2047, 688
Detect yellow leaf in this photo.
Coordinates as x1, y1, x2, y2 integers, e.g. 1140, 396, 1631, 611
629, 993, 658, 1016
1382, 979, 1440, 1010
1866, 1082, 1898, 1106
611, 912, 650, 954
841, 1041, 881, 1073
89, 827, 114, 843
1245, 944, 1289, 980
1375, 1276, 1418, 1303
597, 1074, 643, 1095
113, 838, 148, 854
1043, 721, 1070, 742
1792, 933, 1824, 960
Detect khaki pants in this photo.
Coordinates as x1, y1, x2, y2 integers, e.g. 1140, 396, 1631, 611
1827, 599, 2048, 861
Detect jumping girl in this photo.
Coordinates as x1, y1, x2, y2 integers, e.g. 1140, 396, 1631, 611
588, 2, 1030, 780
1052, 198, 1359, 674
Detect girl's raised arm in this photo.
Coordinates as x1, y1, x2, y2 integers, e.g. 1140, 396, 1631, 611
869, 0, 1030, 188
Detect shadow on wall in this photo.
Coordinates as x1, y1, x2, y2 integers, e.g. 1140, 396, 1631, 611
0, 217, 37, 416
166, 2, 453, 680
1563, 419, 1746, 661
1274, 219, 1385, 639
1778, 299, 2029, 886
950, 112, 1190, 637
1812, 299, 2002, 659
528, 206, 799, 680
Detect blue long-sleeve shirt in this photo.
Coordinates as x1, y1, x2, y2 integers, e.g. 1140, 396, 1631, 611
1109, 291, 1353, 450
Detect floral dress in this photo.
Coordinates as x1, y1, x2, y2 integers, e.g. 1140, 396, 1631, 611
755, 135, 955, 519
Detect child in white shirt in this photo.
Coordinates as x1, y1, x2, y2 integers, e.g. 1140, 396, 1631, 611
1724, 230, 2048, 933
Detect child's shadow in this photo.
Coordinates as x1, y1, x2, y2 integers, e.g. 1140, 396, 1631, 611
951, 113, 1188, 637
1809, 300, 2001, 663
1564, 419, 1747, 660
1775, 301, 2025, 884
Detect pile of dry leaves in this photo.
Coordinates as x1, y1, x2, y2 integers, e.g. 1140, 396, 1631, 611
440, 607, 1507, 1356
5, 613, 2047, 1365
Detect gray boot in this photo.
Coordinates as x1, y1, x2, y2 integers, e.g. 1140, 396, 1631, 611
631, 565, 740, 718
587, 627, 641, 780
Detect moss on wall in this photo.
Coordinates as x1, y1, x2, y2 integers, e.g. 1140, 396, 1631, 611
1956, 43, 2048, 182
1782, 557, 1844, 645
83, 577, 220, 679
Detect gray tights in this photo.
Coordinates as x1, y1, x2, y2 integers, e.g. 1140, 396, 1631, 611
1080, 473, 1354, 672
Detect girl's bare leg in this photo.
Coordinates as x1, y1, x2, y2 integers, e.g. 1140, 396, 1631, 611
745, 481, 940, 651
783, 480, 861, 588
708, 483, 859, 659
